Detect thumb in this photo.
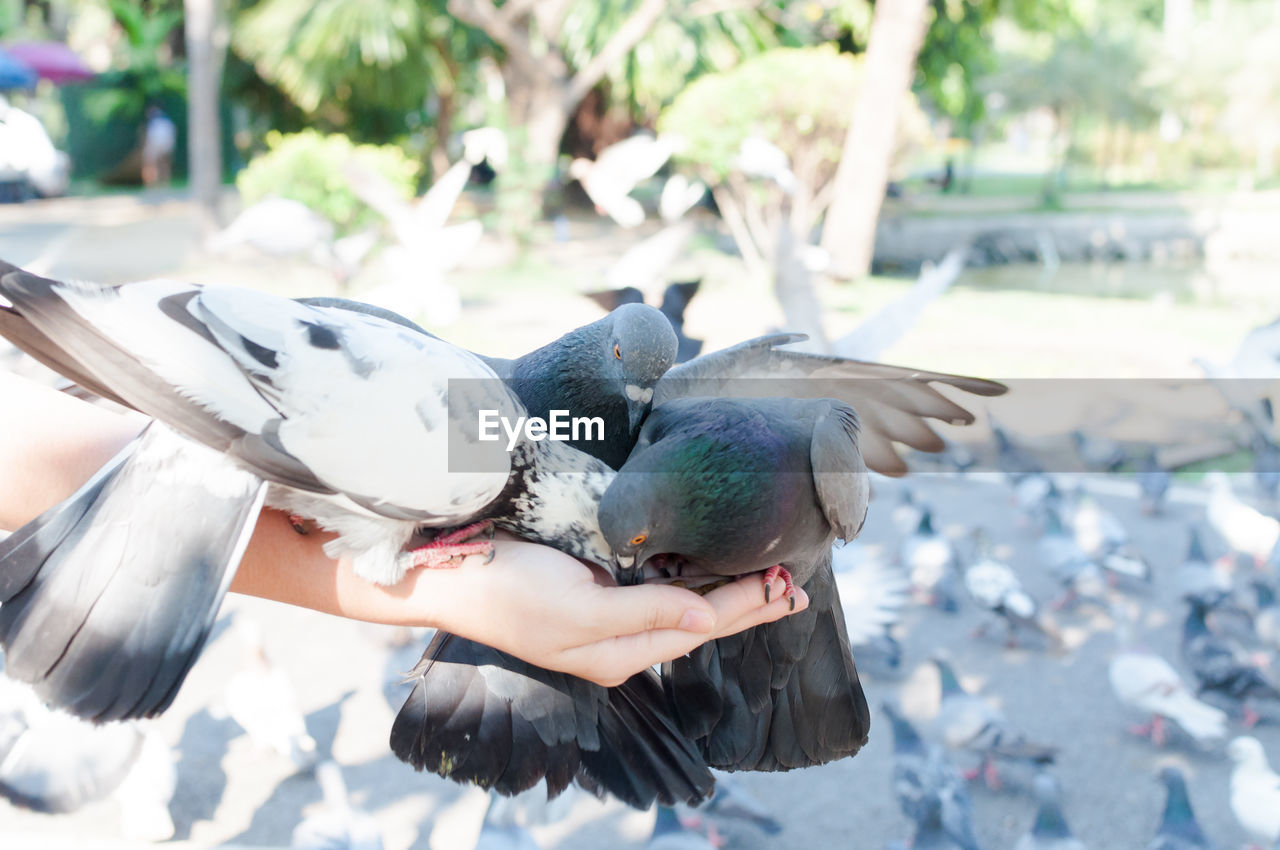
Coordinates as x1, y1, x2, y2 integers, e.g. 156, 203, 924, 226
591, 582, 718, 637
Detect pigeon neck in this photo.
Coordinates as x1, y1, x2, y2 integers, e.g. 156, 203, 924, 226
1031, 797, 1072, 839
1159, 775, 1206, 843
651, 805, 684, 840
509, 439, 616, 569
935, 661, 963, 697
1187, 529, 1208, 563
886, 710, 925, 755
917, 512, 935, 535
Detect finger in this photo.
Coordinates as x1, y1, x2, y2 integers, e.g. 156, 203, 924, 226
560, 624, 725, 687
711, 585, 810, 639
585, 582, 718, 638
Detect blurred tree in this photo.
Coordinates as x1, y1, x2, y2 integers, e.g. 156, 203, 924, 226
661, 46, 926, 343
185, 0, 226, 232
230, 0, 487, 175
820, 0, 927, 281
987, 27, 1160, 205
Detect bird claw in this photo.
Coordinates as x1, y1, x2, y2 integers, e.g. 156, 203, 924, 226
406, 521, 497, 569
763, 565, 796, 610
287, 513, 310, 535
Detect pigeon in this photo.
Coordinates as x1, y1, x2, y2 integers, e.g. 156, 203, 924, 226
584, 279, 704, 363
992, 423, 1044, 486
901, 508, 962, 612
1182, 594, 1280, 727
1177, 527, 1232, 600
680, 769, 782, 837
1205, 472, 1280, 566
1013, 773, 1086, 850
647, 804, 719, 850
569, 133, 681, 227
219, 619, 318, 772
883, 701, 980, 850
1253, 433, 1280, 504
598, 396, 872, 773
965, 529, 1057, 649
1149, 766, 1215, 850
1227, 736, 1280, 848
832, 543, 910, 677
0, 267, 630, 723
291, 760, 384, 850
1252, 579, 1280, 652
1071, 429, 1126, 472
931, 658, 1056, 789
1109, 609, 1227, 747
1068, 491, 1152, 588
1037, 507, 1107, 610
891, 486, 925, 537
1139, 448, 1173, 516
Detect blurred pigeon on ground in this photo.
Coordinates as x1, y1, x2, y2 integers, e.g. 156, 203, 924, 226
1068, 491, 1152, 588
1109, 608, 1227, 748
1205, 472, 1280, 567
1071, 430, 1126, 472
647, 804, 719, 850
965, 529, 1058, 649
931, 658, 1056, 789
291, 760, 384, 850
1149, 766, 1215, 850
832, 543, 910, 677
891, 486, 924, 537
1252, 580, 1280, 652
1038, 507, 1107, 610
599, 396, 872, 774
1182, 594, 1280, 727
584, 279, 704, 363
992, 423, 1044, 486
1227, 736, 1280, 848
1253, 433, 1280, 505
1139, 448, 1173, 516
901, 508, 962, 612
1178, 528, 1232, 600
681, 769, 781, 837
883, 702, 980, 850
219, 619, 318, 772
1014, 773, 1086, 850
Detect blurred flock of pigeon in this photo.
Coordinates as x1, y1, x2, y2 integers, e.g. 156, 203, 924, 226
4, 258, 1280, 850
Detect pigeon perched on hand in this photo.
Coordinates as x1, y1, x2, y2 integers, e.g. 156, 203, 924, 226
1227, 736, 1280, 848
931, 658, 1056, 789
599, 396, 872, 772
1014, 773, 1086, 850
0, 265, 621, 724
1149, 766, 1215, 850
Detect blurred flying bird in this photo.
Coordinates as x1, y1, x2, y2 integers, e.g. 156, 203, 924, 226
569, 132, 682, 228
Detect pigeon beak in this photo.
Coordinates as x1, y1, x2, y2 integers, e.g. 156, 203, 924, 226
624, 384, 652, 434
612, 553, 644, 586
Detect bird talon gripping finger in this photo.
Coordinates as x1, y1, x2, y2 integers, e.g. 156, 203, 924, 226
405, 522, 499, 569
287, 514, 310, 535
762, 565, 796, 610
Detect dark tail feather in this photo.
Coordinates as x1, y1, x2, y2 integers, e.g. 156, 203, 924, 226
665, 569, 871, 772
0, 425, 265, 721
390, 632, 714, 809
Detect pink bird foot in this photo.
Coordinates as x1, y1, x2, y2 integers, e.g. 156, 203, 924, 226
406, 521, 495, 569
763, 565, 796, 610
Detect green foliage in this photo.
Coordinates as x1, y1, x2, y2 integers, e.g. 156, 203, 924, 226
659, 45, 924, 184
235, 130, 421, 234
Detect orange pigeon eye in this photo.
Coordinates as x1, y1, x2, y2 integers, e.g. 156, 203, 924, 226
613, 344, 622, 360
630, 533, 647, 546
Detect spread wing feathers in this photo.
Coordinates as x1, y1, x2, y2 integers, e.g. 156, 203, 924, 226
0, 672, 145, 813
389, 632, 715, 809
0, 425, 266, 721
653, 334, 1006, 475
0, 267, 515, 521
831, 551, 910, 646
663, 566, 871, 771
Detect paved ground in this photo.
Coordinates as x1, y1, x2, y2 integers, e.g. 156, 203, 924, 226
1, 193, 1277, 849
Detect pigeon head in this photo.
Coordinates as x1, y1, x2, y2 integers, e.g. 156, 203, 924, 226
605, 303, 678, 423
1228, 735, 1269, 766
1029, 773, 1072, 839
597, 466, 679, 585
931, 657, 965, 698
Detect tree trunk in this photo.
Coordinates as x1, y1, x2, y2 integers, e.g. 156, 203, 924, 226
819, 0, 929, 280
184, 0, 224, 236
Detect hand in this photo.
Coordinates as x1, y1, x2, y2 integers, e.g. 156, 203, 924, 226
413, 534, 810, 687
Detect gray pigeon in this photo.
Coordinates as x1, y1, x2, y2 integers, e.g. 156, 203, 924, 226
1014, 773, 1086, 850
882, 701, 980, 850
1182, 594, 1280, 727
1071, 429, 1126, 472
0, 265, 622, 723
1139, 448, 1173, 516
1038, 507, 1106, 610
965, 528, 1057, 649
1149, 766, 1214, 850
902, 507, 962, 612
599, 396, 872, 772
932, 658, 1056, 789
